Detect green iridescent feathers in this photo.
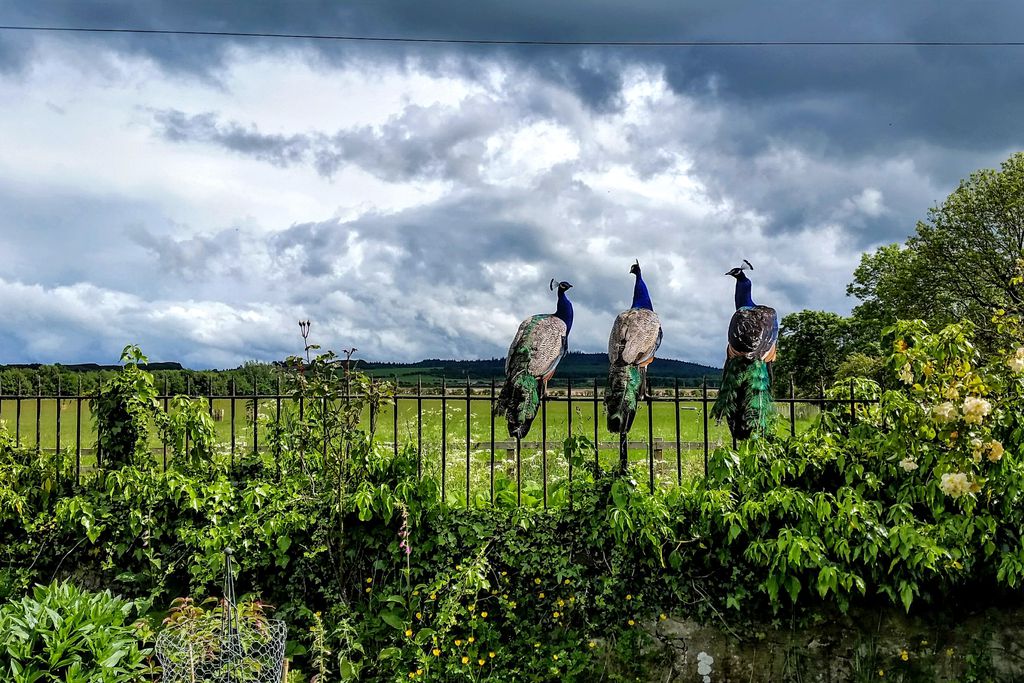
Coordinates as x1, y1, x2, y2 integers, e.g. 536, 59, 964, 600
605, 364, 643, 433
495, 371, 540, 438
711, 357, 774, 440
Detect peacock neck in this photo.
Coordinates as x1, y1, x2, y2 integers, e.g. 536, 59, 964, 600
632, 273, 654, 310
735, 275, 755, 309
555, 291, 573, 333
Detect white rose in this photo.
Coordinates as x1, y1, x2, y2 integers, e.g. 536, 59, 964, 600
931, 402, 958, 424
899, 458, 919, 472
961, 397, 992, 425
988, 441, 1004, 462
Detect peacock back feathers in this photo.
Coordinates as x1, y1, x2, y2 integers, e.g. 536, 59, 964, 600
496, 312, 568, 439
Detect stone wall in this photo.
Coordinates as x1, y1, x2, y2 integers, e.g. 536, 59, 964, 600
642, 605, 1024, 682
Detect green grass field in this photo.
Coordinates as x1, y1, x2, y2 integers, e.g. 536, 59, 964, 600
0, 393, 820, 504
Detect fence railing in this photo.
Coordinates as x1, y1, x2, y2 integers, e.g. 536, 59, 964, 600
0, 376, 874, 506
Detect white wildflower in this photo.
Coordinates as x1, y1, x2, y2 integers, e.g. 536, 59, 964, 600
939, 472, 972, 498
931, 402, 958, 424
898, 363, 914, 385
899, 457, 919, 472
987, 441, 1004, 462
961, 397, 991, 425
1008, 348, 1024, 373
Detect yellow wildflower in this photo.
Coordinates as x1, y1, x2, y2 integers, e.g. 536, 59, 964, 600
588, 641, 596, 648
558, 599, 565, 607
405, 629, 413, 637
534, 578, 542, 585
468, 637, 475, 643
430, 593, 437, 600
455, 639, 463, 646
416, 612, 422, 620
900, 650, 908, 661
432, 648, 441, 657
539, 592, 545, 599
553, 654, 559, 661
481, 611, 488, 618
409, 673, 416, 679
626, 594, 632, 601
467, 604, 475, 612
659, 613, 667, 621
628, 619, 635, 626
461, 656, 469, 665
416, 670, 423, 676
366, 577, 373, 584
489, 652, 496, 658
552, 611, 560, 618
478, 659, 485, 666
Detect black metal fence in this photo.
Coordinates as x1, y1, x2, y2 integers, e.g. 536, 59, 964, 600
0, 376, 870, 506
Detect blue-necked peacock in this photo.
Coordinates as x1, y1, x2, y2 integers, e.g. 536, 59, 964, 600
605, 260, 663, 434
711, 260, 779, 440
495, 279, 573, 438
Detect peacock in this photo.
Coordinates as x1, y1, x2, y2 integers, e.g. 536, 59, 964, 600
711, 260, 779, 440
495, 279, 573, 438
605, 260, 663, 435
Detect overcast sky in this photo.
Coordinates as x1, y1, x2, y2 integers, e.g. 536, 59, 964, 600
0, 2, 1022, 368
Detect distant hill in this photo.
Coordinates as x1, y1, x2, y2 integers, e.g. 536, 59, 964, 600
4, 362, 184, 372
360, 351, 720, 386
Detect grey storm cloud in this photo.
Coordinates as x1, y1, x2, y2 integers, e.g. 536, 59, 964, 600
151, 95, 525, 184
2, 1, 1023, 368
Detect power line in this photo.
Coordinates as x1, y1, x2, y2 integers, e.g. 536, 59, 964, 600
0, 24, 1022, 47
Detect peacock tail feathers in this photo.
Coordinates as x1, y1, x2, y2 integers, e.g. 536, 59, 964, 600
711, 357, 774, 440
605, 364, 643, 434
496, 371, 540, 439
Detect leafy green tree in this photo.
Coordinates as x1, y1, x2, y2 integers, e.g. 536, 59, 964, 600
849, 152, 1024, 346
775, 310, 857, 393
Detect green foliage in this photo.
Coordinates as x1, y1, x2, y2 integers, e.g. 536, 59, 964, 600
0, 581, 154, 682
92, 345, 161, 468
4, 319, 1024, 681
157, 395, 217, 465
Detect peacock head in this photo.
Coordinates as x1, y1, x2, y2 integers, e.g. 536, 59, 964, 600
549, 279, 573, 294
726, 259, 754, 279
630, 259, 641, 276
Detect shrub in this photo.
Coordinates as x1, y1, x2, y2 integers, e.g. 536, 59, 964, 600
0, 581, 155, 682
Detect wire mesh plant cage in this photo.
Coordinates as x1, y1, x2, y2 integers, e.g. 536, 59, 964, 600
156, 548, 287, 682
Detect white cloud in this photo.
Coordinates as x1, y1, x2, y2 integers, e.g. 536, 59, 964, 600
0, 41, 996, 368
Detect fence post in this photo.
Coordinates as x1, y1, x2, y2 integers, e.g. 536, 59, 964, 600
230, 379, 236, 469
55, 374, 62, 460
75, 376, 82, 484
789, 376, 797, 437
393, 375, 399, 459
489, 378, 496, 504
35, 375, 41, 450
275, 373, 282, 476
593, 378, 599, 472
441, 378, 447, 502
675, 378, 681, 486
647, 385, 655, 493
416, 378, 422, 480
542, 385, 548, 509
185, 376, 192, 459
252, 378, 259, 456
15, 376, 21, 445
701, 376, 709, 477
465, 376, 471, 509
567, 377, 573, 497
